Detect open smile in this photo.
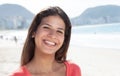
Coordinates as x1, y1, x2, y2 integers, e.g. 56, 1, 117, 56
43, 39, 56, 46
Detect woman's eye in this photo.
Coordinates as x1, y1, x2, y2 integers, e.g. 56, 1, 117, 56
57, 30, 64, 34
43, 26, 50, 29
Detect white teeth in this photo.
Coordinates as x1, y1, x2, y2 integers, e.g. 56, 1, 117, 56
44, 40, 55, 46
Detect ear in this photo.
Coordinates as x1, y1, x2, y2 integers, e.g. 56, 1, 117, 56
32, 32, 36, 38
32, 35, 34, 38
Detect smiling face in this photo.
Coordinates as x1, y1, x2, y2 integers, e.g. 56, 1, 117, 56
34, 15, 65, 55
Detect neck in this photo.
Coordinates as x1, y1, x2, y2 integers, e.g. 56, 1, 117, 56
28, 50, 57, 73
33, 53, 56, 67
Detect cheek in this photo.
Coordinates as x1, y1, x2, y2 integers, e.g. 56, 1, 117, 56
34, 35, 40, 46
34, 33, 42, 44
60, 36, 65, 45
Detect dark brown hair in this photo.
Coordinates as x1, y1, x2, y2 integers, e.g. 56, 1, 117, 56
21, 6, 71, 66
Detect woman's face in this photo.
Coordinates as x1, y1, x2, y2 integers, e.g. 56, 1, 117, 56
34, 15, 65, 55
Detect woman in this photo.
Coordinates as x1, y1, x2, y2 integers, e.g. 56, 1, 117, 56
11, 6, 81, 76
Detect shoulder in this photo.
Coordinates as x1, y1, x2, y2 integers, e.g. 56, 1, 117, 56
10, 66, 29, 76
65, 61, 81, 76
65, 61, 80, 70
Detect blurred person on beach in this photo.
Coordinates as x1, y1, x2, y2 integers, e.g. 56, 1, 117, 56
10, 6, 81, 76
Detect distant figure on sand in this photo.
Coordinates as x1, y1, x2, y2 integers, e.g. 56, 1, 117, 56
13, 36, 17, 43
0, 35, 3, 39
10, 6, 81, 76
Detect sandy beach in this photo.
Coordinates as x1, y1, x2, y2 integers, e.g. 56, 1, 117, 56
0, 39, 22, 76
68, 46, 120, 76
0, 38, 120, 76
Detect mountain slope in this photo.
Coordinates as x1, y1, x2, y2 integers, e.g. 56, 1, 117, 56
0, 4, 35, 29
71, 5, 120, 25
0, 4, 34, 19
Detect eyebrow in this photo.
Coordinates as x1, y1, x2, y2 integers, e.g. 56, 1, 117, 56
44, 23, 65, 31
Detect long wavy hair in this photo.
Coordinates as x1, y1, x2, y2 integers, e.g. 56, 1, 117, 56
21, 6, 71, 66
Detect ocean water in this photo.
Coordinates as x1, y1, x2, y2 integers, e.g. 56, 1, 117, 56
72, 23, 120, 34
71, 23, 120, 49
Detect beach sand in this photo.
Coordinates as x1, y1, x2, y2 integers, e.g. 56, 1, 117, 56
68, 46, 120, 76
0, 39, 22, 76
0, 39, 120, 76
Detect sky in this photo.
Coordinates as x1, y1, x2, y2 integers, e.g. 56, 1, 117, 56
0, 0, 120, 18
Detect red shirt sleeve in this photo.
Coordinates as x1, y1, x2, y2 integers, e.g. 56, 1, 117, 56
10, 66, 31, 76
70, 63, 81, 76
65, 61, 81, 76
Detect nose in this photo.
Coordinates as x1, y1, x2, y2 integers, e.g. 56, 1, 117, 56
48, 30, 57, 39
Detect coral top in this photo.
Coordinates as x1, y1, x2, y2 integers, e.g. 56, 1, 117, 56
10, 61, 81, 76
